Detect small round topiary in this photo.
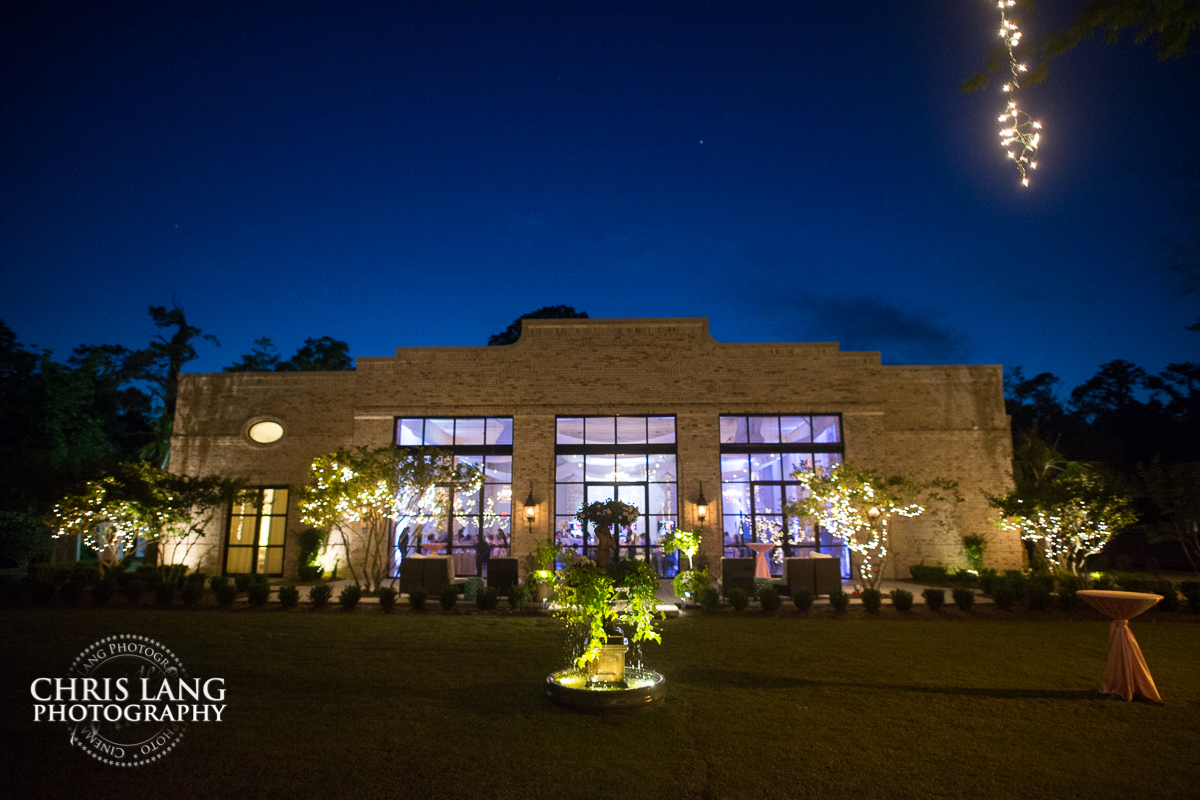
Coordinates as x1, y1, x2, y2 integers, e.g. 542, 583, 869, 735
339, 584, 362, 611
828, 589, 850, 613
889, 588, 914, 612
791, 589, 815, 612
922, 587, 945, 611
861, 588, 883, 613
757, 585, 782, 615
439, 584, 460, 611
699, 586, 721, 613
376, 586, 398, 612
408, 587, 427, 611
475, 585, 500, 611
277, 584, 300, 609
952, 587, 975, 612
726, 587, 748, 612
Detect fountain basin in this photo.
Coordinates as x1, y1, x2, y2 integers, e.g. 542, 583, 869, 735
545, 667, 666, 714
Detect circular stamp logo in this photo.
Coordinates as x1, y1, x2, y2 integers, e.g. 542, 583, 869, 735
65, 635, 187, 767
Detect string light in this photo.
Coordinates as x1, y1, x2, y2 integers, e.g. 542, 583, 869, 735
993, 1, 1042, 186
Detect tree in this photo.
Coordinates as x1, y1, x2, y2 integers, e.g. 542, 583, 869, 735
298, 446, 481, 591
1069, 359, 1148, 420
275, 336, 354, 371
990, 470, 1137, 577
487, 306, 589, 346
125, 303, 219, 467
224, 336, 353, 372
47, 463, 243, 574
223, 337, 281, 372
988, 430, 1136, 576
1136, 459, 1200, 573
786, 461, 958, 590
962, 0, 1200, 92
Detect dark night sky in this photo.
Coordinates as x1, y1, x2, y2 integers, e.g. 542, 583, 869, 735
3, 1, 1199, 390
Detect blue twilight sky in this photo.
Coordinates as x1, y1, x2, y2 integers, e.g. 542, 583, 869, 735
2, 1, 1199, 392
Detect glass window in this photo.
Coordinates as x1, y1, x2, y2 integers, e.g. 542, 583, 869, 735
555, 415, 678, 576
585, 416, 616, 445
617, 416, 647, 444
454, 418, 486, 446
224, 487, 287, 576
719, 413, 846, 578
394, 416, 514, 576
719, 416, 747, 444
556, 418, 585, 445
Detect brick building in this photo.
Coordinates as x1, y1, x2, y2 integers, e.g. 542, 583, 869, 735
169, 317, 1019, 582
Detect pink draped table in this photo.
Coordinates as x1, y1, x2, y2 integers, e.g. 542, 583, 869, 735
745, 543, 775, 579
1077, 590, 1162, 702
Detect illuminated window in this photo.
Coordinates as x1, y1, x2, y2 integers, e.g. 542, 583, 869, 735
554, 416, 678, 575
224, 487, 288, 576
395, 417, 513, 577
719, 414, 848, 578
247, 420, 283, 444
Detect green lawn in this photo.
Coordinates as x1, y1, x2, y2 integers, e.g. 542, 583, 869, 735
2, 606, 1198, 799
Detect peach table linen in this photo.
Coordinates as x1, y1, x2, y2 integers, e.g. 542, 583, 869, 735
1077, 590, 1162, 702
746, 543, 774, 579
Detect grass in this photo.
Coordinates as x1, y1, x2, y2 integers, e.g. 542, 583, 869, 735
2, 606, 1198, 800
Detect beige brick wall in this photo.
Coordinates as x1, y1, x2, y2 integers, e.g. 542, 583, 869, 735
169, 317, 1017, 580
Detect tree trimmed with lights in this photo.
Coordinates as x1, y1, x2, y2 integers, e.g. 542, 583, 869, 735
787, 461, 959, 590
298, 446, 481, 591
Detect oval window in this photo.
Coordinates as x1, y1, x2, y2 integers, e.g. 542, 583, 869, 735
247, 421, 284, 444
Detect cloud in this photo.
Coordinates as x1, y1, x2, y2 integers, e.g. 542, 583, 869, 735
784, 295, 973, 365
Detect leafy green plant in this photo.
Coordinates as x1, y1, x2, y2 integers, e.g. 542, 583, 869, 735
180, 581, 203, 605
699, 585, 721, 612
155, 581, 177, 605
339, 584, 362, 611
408, 587, 427, 611
726, 587, 748, 612
792, 589, 815, 612
673, 567, 712, 605
475, 585, 500, 611
91, 579, 115, 606
247, 581, 271, 607
507, 583, 529, 611
828, 588, 850, 613
1180, 581, 1200, 613
120, 578, 146, 604
376, 586, 398, 612
1153, 580, 1178, 612
950, 569, 978, 586
233, 575, 251, 593
909, 564, 949, 584
60, 580, 84, 605
922, 587, 945, 611
861, 588, 883, 613
1027, 583, 1052, 611
990, 580, 1018, 611
961, 533, 988, 571
757, 584, 782, 615
439, 584, 460, 611
463, 577, 484, 602
952, 587, 976, 612
1056, 573, 1080, 610
978, 568, 999, 596
215, 582, 237, 606
553, 556, 663, 668
889, 589, 914, 612
277, 585, 300, 609
308, 583, 333, 609
1091, 573, 1116, 590
297, 527, 327, 582
209, 575, 228, 593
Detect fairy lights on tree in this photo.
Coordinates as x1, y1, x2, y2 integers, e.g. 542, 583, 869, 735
299, 446, 481, 591
990, 470, 1136, 577
787, 461, 959, 590
994, 0, 1043, 186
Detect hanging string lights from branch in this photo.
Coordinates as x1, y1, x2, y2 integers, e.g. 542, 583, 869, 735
995, 1, 1042, 186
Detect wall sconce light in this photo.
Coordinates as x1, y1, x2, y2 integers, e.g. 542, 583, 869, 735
696, 481, 708, 529
524, 483, 536, 534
